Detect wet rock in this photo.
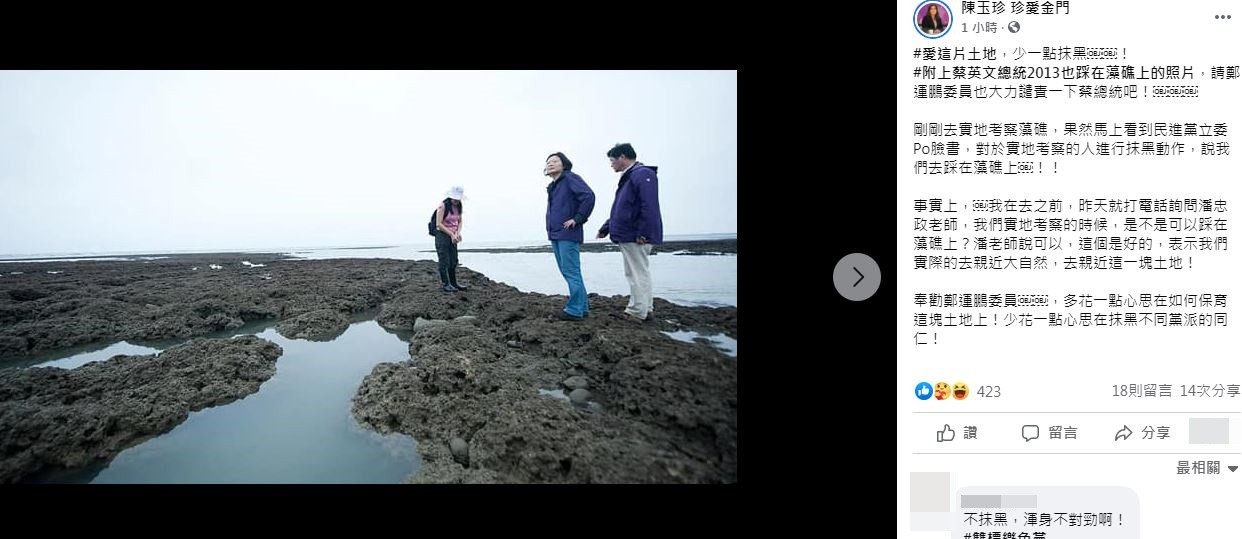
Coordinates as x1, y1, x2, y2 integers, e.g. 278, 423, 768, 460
0, 336, 282, 483
276, 309, 349, 341
0, 337, 28, 357
413, 317, 448, 331
450, 437, 469, 467
354, 284, 737, 483
8, 289, 48, 302
562, 376, 589, 391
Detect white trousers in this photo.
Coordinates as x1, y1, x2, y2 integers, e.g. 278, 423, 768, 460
619, 242, 654, 318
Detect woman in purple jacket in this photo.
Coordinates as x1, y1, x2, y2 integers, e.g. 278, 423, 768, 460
544, 152, 595, 321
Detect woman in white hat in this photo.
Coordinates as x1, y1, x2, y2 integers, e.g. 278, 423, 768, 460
432, 186, 468, 292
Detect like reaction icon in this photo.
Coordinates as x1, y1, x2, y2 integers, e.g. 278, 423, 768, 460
916, 382, 934, 400
936, 424, 956, 442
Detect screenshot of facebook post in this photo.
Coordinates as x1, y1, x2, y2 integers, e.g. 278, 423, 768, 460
895, 1, 1240, 536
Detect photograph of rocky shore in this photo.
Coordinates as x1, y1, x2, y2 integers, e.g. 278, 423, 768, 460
0, 69, 737, 485
0, 247, 736, 483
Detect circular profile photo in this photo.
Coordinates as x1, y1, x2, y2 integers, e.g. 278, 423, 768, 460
914, 0, 952, 39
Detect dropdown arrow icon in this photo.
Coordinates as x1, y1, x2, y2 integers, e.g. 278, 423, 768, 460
1230, 466, 1238, 472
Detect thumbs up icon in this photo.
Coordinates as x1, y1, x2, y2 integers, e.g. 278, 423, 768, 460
936, 424, 956, 442
915, 382, 933, 400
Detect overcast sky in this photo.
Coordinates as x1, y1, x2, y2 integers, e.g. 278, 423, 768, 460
0, 70, 736, 256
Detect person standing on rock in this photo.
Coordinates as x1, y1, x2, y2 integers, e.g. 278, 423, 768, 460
434, 186, 468, 292
596, 143, 662, 322
544, 152, 595, 321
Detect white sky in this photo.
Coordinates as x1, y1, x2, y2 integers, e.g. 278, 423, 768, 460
0, 70, 737, 255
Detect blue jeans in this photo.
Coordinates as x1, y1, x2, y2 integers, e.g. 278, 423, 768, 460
552, 240, 588, 317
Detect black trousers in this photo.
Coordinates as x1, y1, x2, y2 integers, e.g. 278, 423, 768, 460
434, 231, 459, 286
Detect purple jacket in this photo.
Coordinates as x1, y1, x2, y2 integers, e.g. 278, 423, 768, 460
598, 162, 663, 244
545, 171, 595, 243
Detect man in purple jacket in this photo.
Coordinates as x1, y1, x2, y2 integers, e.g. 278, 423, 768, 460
544, 152, 595, 321
596, 143, 663, 322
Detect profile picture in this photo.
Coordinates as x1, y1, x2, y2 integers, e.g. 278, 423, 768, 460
914, 1, 952, 39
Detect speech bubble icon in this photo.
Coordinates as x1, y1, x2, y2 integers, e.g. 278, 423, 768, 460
1022, 425, 1040, 442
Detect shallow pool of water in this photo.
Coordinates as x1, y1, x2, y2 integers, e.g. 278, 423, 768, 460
37, 319, 419, 484
661, 330, 738, 358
